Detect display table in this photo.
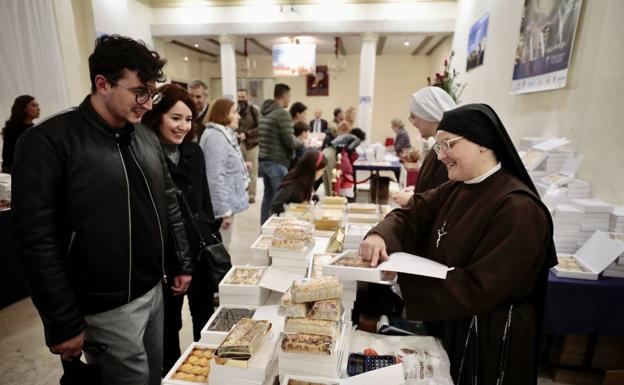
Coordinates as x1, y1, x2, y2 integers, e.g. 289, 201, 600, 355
0, 209, 30, 309
542, 272, 624, 370
352, 160, 401, 203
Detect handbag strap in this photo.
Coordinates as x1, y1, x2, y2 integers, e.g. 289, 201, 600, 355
176, 189, 220, 248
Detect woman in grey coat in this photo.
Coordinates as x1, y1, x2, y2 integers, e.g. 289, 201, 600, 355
199, 98, 250, 248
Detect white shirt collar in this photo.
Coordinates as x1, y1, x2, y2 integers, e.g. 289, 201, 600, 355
464, 163, 502, 184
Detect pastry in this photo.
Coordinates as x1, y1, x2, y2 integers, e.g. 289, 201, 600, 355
310, 254, 336, 278
271, 237, 309, 250
308, 299, 342, 321
284, 318, 339, 337
217, 318, 271, 359
557, 255, 589, 272
333, 252, 371, 268
347, 203, 377, 214
291, 276, 343, 303
274, 223, 314, 240
281, 333, 334, 355
254, 235, 273, 249
208, 307, 256, 332
278, 290, 309, 318
320, 196, 347, 206
225, 267, 264, 285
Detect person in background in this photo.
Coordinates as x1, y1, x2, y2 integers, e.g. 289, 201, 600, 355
200, 98, 249, 249
333, 107, 345, 127
188, 79, 209, 132
289, 101, 308, 125
322, 107, 344, 150
360, 104, 556, 385
391, 118, 411, 156
344, 106, 357, 131
142, 84, 220, 374
391, 86, 456, 207
12, 35, 191, 385
236, 88, 260, 204
309, 108, 328, 133
258, 83, 303, 224
2, 95, 40, 173
321, 126, 366, 196
291, 121, 311, 169
270, 150, 327, 215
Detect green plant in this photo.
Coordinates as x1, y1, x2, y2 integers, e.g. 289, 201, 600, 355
428, 51, 466, 103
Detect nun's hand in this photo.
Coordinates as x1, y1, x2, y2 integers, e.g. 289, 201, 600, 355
358, 234, 389, 267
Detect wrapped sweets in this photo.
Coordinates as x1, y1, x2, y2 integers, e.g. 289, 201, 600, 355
320, 196, 347, 206
208, 307, 256, 332
347, 203, 377, 213
225, 267, 264, 285
279, 290, 309, 318
274, 222, 314, 240
216, 318, 271, 359
310, 254, 336, 278
332, 252, 371, 268
271, 237, 309, 250
284, 318, 339, 337
291, 276, 343, 303
308, 299, 342, 321
281, 333, 335, 355
557, 256, 589, 272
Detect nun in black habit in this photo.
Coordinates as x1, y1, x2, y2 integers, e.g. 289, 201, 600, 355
360, 104, 557, 385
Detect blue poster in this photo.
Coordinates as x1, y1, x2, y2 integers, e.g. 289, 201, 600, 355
511, 0, 583, 94
466, 13, 489, 71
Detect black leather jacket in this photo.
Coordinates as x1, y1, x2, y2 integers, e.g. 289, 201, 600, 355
11, 96, 191, 346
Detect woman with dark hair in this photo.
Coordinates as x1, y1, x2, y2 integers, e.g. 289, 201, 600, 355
2, 95, 40, 173
142, 83, 220, 373
360, 104, 556, 385
270, 150, 327, 215
289, 101, 308, 125
200, 98, 249, 248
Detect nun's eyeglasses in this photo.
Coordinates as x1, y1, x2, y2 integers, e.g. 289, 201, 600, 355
433, 136, 464, 155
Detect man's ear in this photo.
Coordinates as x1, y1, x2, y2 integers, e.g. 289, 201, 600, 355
93, 75, 111, 96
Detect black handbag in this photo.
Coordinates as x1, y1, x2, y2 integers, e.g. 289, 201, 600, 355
59, 341, 107, 385
177, 189, 232, 291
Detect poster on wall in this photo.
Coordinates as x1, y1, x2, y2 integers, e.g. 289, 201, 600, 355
466, 13, 489, 71
511, 0, 583, 94
306, 65, 329, 96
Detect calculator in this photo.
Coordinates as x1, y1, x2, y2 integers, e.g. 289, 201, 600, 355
347, 353, 396, 376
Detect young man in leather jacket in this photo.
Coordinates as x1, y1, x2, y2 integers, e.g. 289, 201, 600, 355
12, 35, 192, 385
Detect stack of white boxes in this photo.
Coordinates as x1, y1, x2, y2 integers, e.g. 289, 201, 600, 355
570, 198, 614, 250
343, 223, 374, 250
609, 207, 624, 233
552, 204, 585, 254
567, 179, 591, 199
342, 280, 356, 321
543, 151, 572, 174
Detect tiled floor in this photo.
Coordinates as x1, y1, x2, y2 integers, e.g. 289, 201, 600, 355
0, 179, 577, 384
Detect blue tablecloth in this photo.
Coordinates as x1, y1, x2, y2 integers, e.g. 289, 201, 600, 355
543, 271, 624, 335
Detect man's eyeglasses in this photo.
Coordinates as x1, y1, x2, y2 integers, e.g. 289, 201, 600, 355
107, 79, 162, 105
433, 136, 464, 155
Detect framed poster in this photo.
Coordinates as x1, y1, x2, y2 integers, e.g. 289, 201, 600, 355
511, 0, 583, 94
466, 13, 489, 71
306, 65, 329, 96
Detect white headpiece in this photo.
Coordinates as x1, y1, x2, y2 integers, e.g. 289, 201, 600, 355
409, 86, 457, 122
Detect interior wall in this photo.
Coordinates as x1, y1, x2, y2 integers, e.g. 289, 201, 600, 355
450, 0, 624, 204
91, 0, 153, 46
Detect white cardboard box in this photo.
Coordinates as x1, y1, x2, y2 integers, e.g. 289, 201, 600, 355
269, 241, 315, 259
200, 305, 257, 345
250, 235, 273, 266
219, 266, 268, 297
551, 230, 624, 280
323, 251, 385, 284
281, 374, 340, 385
162, 342, 217, 385
344, 223, 374, 243
220, 293, 269, 306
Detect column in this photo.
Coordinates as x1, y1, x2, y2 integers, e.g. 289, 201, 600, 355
357, 32, 378, 142
219, 34, 237, 101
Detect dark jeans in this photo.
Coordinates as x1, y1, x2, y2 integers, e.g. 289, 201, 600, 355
162, 261, 215, 374
259, 160, 288, 224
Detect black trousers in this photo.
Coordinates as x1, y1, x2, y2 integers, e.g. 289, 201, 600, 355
162, 262, 215, 374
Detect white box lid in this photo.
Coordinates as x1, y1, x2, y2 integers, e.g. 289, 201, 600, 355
532, 137, 570, 152
573, 231, 624, 273
257, 266, 304, 293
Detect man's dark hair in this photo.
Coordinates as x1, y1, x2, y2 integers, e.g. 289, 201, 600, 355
289, 102, 307, 119
333, 107, 342, 118
350, 127, 366, 141
293, 122, 310, 137
274, 83, 291, 99
237, 88, 248, 93
88, 34, 167, 92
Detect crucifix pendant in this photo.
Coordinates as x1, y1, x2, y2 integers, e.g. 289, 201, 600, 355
436, 221, 447, 249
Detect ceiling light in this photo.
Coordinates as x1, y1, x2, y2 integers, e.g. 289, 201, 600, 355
403, 38, 410, 47
183, 56, 189, 61
194, 43, 199, 48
